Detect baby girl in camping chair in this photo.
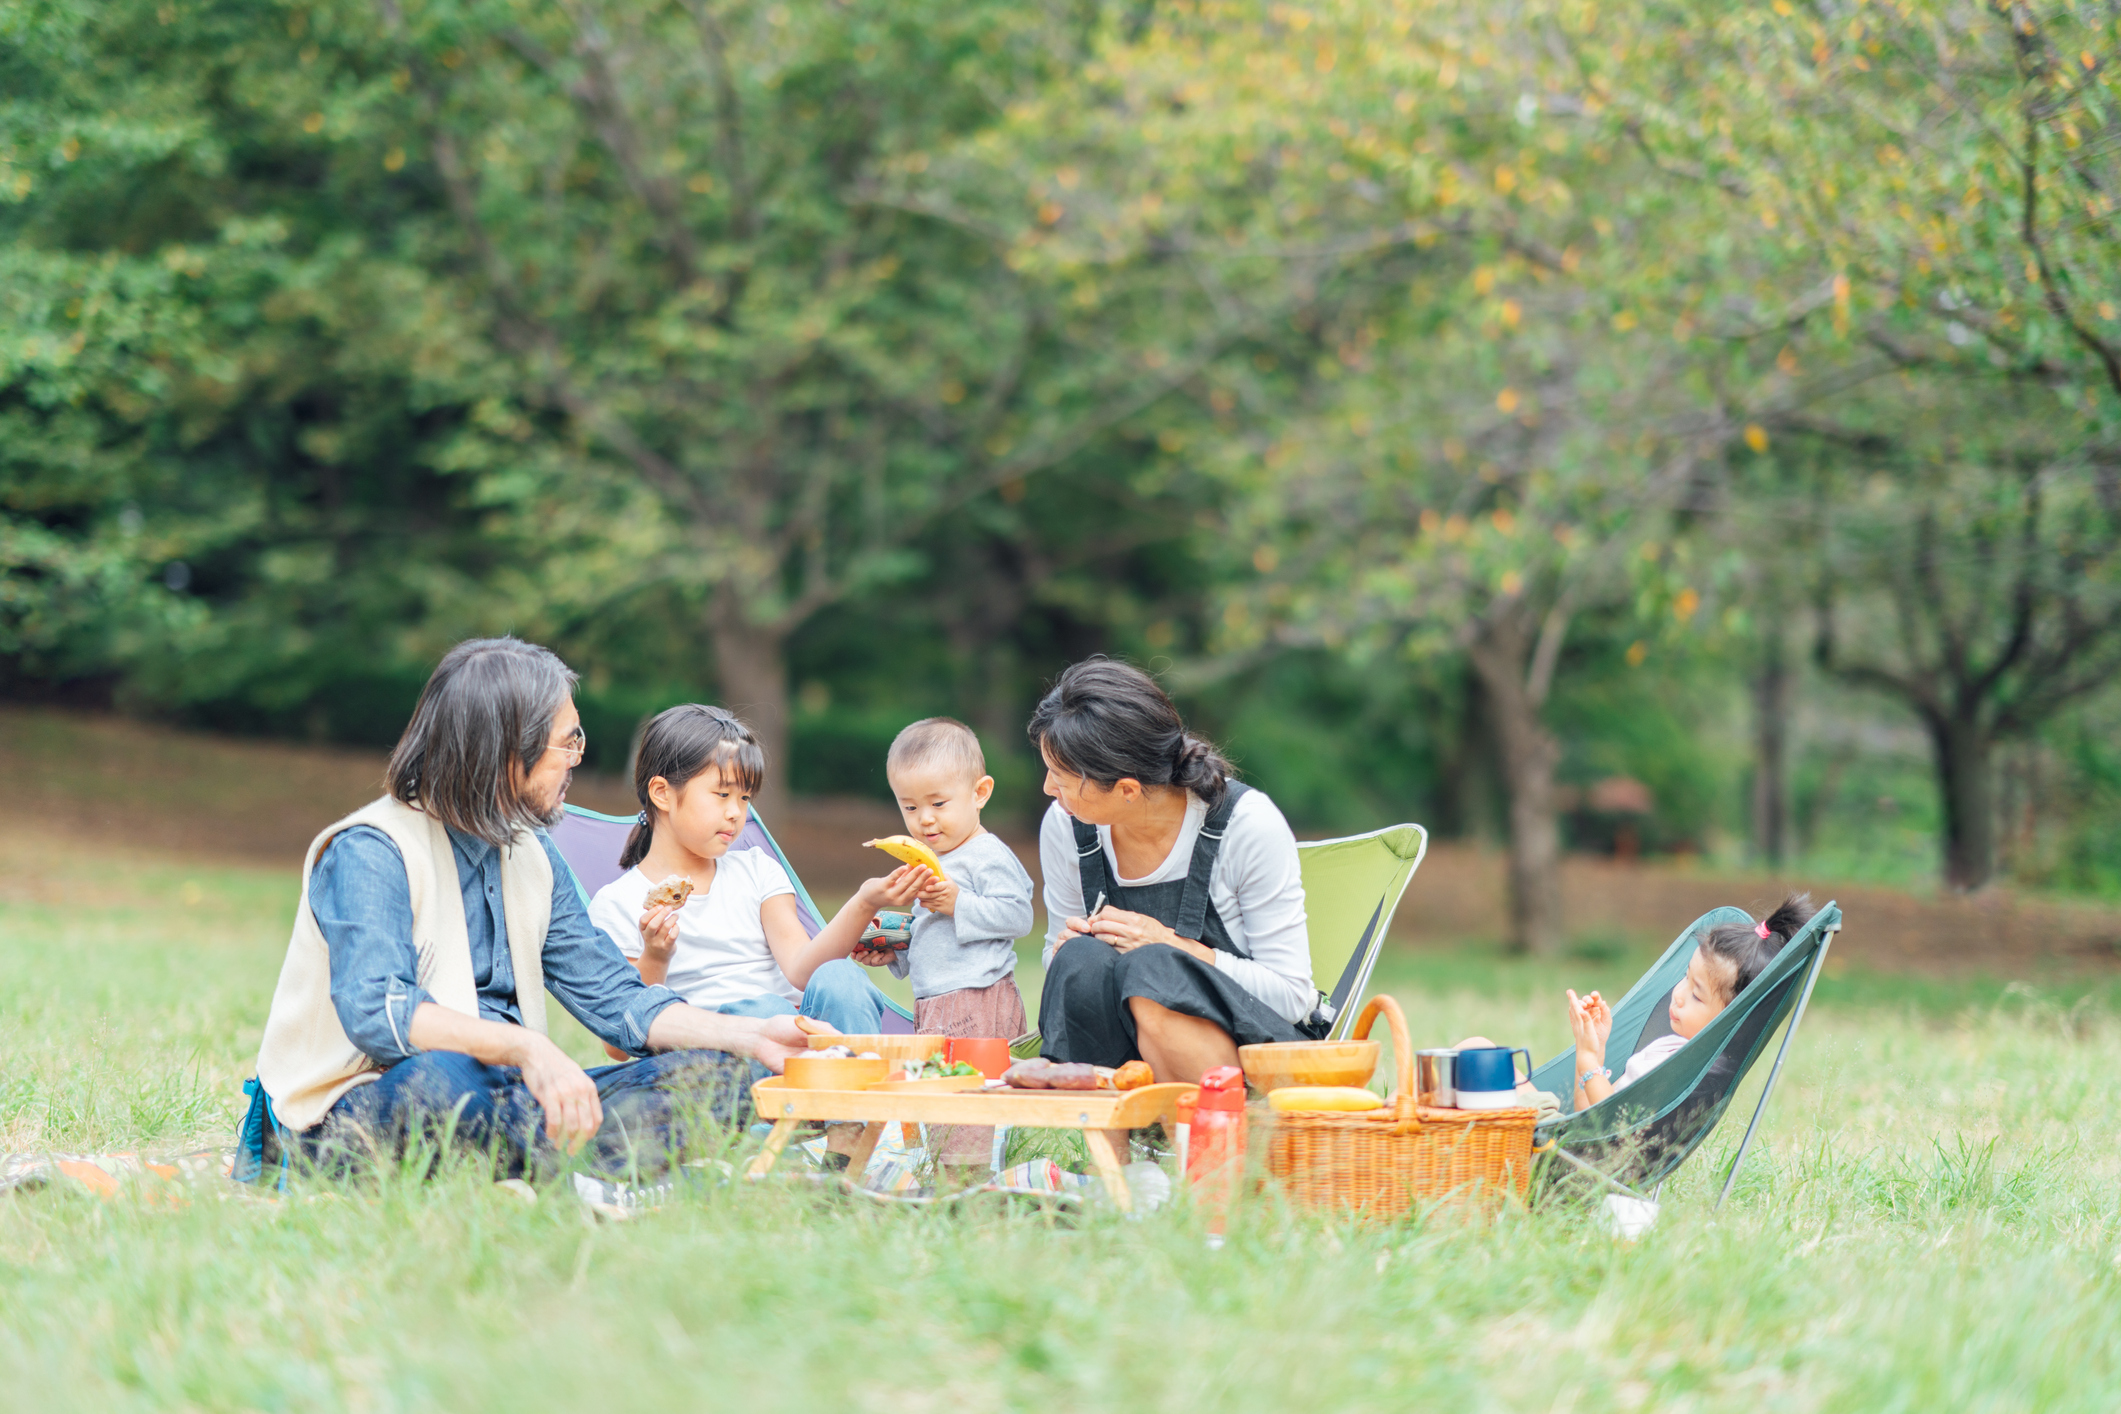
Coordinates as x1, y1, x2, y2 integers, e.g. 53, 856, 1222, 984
1459, 893, 1816, 1113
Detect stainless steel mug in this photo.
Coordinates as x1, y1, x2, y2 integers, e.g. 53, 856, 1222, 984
1415, 1048, 1459, 1107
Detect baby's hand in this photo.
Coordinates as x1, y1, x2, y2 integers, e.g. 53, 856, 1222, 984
850, 940, 896, 968
1566, 989, 1611, 1058
916, 872, 958, 917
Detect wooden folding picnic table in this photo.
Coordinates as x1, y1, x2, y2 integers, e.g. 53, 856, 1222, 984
745, 1078, 1199, 1210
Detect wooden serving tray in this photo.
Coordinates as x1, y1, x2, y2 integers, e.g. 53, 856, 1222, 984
750, 1077, 1191, 1129
744, 1078, 1197, 1210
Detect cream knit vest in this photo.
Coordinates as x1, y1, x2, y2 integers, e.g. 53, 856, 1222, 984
256, 796, 553, 1131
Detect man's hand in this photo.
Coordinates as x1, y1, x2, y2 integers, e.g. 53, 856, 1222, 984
644, 1004, 825, 1074
513, 1031, 604, 1153
750, 1013, 812, 1074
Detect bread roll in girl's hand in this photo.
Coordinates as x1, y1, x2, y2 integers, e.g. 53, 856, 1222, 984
643, 875, 695, 909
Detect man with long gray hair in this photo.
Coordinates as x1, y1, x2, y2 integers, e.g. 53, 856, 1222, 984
250, 636, 812, 1179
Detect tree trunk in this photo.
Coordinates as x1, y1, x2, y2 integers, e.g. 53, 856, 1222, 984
1931, 710, 1997, 891
1466, 621, 1565, 956
709, 605, 793, 823
1434, 668, 1500, 843
1750, 634, 1794, 867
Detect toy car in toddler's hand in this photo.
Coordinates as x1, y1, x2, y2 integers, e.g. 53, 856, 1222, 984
858, 910, 914, 953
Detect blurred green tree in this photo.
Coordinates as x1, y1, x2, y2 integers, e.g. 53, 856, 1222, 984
0, 0, 531, 725
331, 0, 1287, 811
1004, 0, 1750, 950
1604, 0, 2121, 888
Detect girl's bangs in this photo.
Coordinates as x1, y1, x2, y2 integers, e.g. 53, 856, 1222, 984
708, 739, 766, 796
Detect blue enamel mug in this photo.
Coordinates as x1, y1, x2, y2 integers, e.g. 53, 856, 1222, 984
1452, 1046, 1531, 1110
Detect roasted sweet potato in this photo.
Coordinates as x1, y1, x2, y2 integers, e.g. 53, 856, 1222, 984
1003, 1059, 1055, 1089
1111, 1060, 1154, 1091
1044, 1063, 1100, 1091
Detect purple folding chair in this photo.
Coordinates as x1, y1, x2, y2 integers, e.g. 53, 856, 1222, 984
549, 803, 917, 1031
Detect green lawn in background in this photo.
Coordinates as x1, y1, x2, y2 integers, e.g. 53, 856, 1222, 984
3, 854, 2119, 1411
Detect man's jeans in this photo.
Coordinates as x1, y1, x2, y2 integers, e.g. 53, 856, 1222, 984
301, 1047, 748, 1181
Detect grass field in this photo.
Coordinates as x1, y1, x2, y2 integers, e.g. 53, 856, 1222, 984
3, 826, 2119, 1412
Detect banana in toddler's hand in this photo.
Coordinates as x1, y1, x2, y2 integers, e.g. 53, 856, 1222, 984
863, 835, 944, 877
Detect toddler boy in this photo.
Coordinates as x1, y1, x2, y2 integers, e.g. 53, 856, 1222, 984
854, 718, 1034, 1178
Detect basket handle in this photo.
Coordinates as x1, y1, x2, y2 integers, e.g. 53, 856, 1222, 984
1352, 994, 1420, 1125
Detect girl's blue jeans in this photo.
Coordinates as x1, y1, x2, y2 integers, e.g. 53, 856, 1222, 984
714, 957, 886, 1030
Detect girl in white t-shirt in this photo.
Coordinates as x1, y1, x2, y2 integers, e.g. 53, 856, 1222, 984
588, 705, 925, 1043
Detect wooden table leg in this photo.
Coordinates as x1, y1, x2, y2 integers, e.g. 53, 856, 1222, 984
843, 1121, 887, 1177
744, 1118, 800, 1179
1083, 1128, 1133, 1213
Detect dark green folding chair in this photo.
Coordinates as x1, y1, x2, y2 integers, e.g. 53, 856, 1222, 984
1528, 900, 1842, 1206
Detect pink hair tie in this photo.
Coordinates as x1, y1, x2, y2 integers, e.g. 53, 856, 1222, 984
1754, 921, 1772, 939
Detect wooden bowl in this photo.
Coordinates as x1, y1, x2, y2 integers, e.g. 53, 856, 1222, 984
782, 1055, 890, 1090
1238, 1039, 1380, 1092
806, 1034, 948, 1066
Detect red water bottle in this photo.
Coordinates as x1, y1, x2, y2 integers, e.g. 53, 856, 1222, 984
1185, 1065, 1248, 1237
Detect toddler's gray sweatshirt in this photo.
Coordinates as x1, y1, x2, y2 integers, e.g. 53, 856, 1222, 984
887, 830, 1035, 1000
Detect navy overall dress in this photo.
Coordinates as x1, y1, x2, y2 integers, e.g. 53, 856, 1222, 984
1036, 782, 1318, 1067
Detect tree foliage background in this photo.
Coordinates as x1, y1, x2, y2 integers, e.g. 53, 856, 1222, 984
5, 0, 2119, 946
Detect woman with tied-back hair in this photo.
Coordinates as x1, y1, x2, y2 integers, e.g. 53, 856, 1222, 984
247, 637, 815, 1184
1029, 658, 1319, 1085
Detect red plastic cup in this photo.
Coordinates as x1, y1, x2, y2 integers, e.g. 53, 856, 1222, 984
945, 1036, 1011, 1079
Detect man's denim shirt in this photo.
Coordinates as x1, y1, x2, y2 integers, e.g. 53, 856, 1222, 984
308, 825, 683, 1065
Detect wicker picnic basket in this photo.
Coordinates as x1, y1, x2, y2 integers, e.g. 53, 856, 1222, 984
1265, 994, 1538, 1218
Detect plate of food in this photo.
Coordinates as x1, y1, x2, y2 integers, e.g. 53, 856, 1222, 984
794, 1023, 948, 1066
868, 1054, 988, 1094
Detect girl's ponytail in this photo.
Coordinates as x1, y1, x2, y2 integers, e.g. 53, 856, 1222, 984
617, 704, 766, 871
1756, 892, 1817, 948
619, 812, 654, 870
1699, 891, 1818, 999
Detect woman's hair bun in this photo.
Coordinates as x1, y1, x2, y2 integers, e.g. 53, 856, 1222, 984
1169, 733, 1231, 795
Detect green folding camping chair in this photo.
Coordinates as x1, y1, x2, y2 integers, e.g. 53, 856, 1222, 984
1528, 901, 1842, 1206
1010, 822, 1428, 1056
1296, 823, 1429, 1039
